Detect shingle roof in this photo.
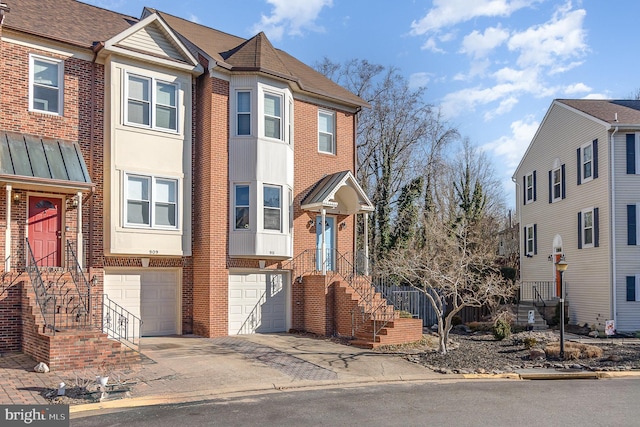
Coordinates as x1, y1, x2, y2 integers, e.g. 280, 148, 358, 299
557, 99, 640, 125
151, 10, 368, 108
3, 0, 137, 48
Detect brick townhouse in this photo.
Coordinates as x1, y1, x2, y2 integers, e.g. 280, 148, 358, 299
0, 0, 421, 370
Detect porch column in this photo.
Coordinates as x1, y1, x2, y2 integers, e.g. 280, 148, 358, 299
321, 208, 327, 276
76, 191, 83, 270
5, 185, 11, 272
363, 212, 369, 276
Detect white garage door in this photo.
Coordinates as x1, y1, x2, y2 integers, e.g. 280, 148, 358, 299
229, 272, 288, 335
104, 270, 180, 337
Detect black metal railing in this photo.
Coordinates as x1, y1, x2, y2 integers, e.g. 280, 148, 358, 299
25, 238, 56, 333
65, 240, 91, 315
103, 294, 142, 352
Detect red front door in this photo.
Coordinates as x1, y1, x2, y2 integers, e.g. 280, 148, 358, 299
555, 253, 562, 297
28, 196, 62, 267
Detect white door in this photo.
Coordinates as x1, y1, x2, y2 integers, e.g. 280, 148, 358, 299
228, 272, 288, 335
103, 273, 141, 340
104, 269, 180, 337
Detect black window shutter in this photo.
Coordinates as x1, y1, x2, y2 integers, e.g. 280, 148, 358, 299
629, 204, 637, 245
578, 211, 582, 249
577, 147, 582, 185
533, 224, 538, 255
523, 226, 527, 252
548, 170, 552, 203
522, 175, 526, 205
627, 134, 636, 174
593, 139, 598, 179
627, 276, 636, 302
533, 171, 537, 201
594, 207, 599, 247
561, 164, 566, 199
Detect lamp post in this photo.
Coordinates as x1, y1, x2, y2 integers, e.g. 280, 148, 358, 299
555, 258, 568, 360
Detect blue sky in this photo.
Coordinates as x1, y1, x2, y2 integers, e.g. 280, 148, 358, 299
85, 0, 639, 208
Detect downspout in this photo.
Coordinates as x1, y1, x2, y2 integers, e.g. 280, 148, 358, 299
88, 43, 103, 278
353, 106, 362, 266
511, 176, 522, 283
610, 126, 618, 327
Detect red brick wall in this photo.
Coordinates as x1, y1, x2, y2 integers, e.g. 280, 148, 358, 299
302, 275, 333, 335
0, 277, 22, 352
192, 74, 229, 337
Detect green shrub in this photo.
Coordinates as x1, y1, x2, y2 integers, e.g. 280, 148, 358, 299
523, 337, 538, 349
398, 310, 413, 318
493, 318, 511, 341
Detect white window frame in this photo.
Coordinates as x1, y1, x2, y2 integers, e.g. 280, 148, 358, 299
263, 92, 283, 140
29, 54, 64, 115
318, 110, 335, 154
234, 184, 250, 230
525, 172, 534, 204
125, 72, 179, 133
631, 275, 640, 302
525, 224, 535, 256
124, 173, 179, 230
263, 184, 282, 232
581, 207, 594, 248
580, 141, 593, 183
236, 90, 252, 136
552, 166, 562, 202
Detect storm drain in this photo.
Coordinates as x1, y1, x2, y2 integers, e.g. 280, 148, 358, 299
212, 337, 338, 381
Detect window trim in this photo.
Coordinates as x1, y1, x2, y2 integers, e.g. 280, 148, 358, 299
525, 224, 536, 256
124, 72, 179, 133
124, 173, 179, 230
29, 54, 64, 115
234, 184, 250, 231
578, 140, 598, 184
236, 90, 252, 136
627, 275, 640, 302
263, 92, 283, 141
581, 207, 595, 248
551, 166, 562, 202
318, 110, 336, 154
263, 184, 282, 232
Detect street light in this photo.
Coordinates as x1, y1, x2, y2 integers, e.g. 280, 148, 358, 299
556, 258, 568, 360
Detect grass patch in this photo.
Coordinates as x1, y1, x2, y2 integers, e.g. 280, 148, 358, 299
544, 342, 604, 360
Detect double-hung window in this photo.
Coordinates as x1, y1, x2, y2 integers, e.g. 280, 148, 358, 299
524, 224, 537, 256
577, 140, 598, 184
524, 171, 535, 204
263, 185, 281, 231
318, 110, 335, 154
234, 184, 250, 230
264, 93, 282, 140
126, 174, 178, 228
578, 207, 599, 249
237, 91, 251, 136
626, 276, 640, 302
29, 55, 63, 114
126, 73, 178, 132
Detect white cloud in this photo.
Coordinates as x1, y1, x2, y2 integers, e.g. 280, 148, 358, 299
460, 26, 510, 58
584, 93, 609, 100
421, 37, 445, 53
484, 96, 519, 120
409, 72, 432, 89
188, 14, 200, 24
563, 83, 591, 95
252, 0, 333, 41
410, 0, 539, 35
508, 5, 587, 69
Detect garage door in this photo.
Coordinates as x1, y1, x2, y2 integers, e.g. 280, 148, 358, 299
229, 272, 288, 335
104, 270, 180, 337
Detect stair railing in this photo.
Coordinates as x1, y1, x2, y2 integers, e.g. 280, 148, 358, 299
65, 240, 91, 317
103, 294, 142, 352
25, 238, 55, 333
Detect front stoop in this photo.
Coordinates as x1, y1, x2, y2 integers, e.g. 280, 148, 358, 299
21, 279, 140, 371
333, 280, 423, 348
351, 318, 424, 349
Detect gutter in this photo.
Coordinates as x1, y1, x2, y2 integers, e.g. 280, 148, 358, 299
610, 126, 618, 326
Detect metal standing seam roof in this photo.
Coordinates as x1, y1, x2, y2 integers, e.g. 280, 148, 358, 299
301, 170, 373, 213
0, 131, 92, 187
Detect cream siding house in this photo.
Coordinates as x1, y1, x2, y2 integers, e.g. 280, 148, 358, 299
515, 99, 640, 333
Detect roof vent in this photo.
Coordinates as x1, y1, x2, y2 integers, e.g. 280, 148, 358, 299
0, 3, 9, 26
615, 112, 618, 122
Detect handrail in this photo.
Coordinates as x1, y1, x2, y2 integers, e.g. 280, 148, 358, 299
25, 238, 55, 333
65, 240, 91, 315
532, 284, 546, 312
103, 294, 142, 352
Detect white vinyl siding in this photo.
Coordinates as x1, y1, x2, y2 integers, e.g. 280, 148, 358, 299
29, 55, 63, 115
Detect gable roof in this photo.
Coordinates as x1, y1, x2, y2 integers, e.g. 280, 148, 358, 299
557, 99, 640, 126
2, 0, 137, 48
147, 9, 368, 109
